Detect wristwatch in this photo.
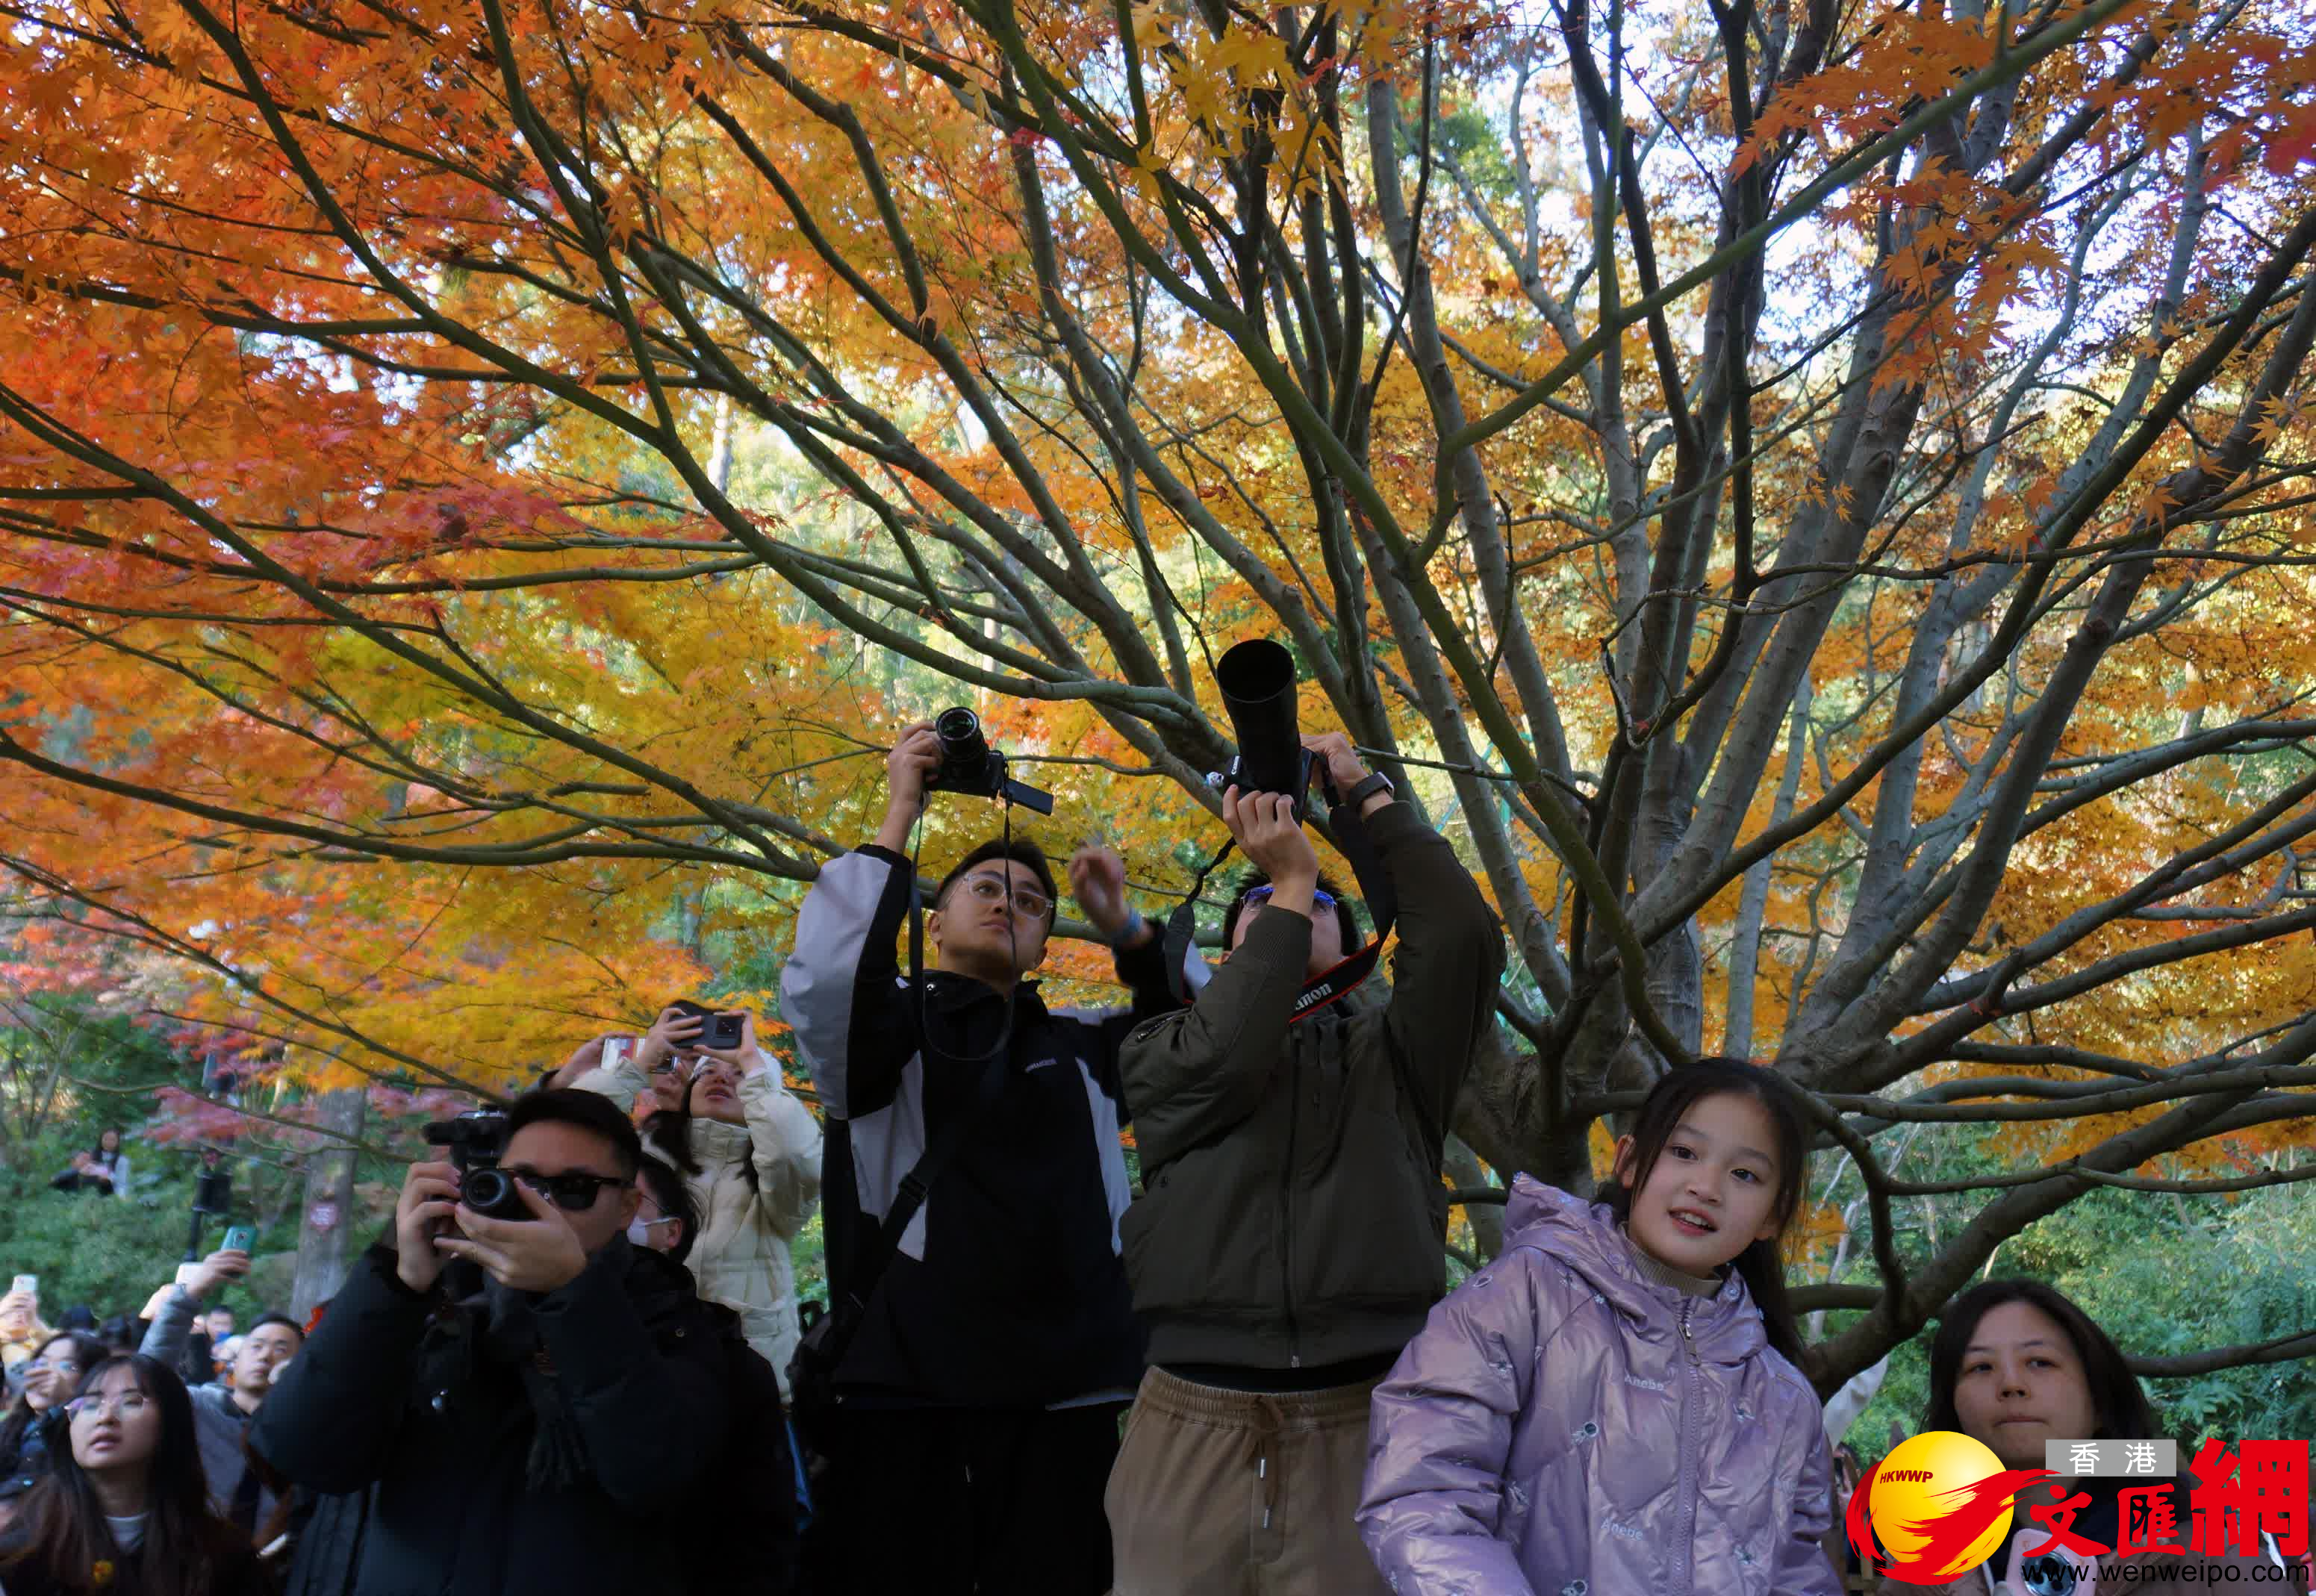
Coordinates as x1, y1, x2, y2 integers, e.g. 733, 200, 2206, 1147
1343, 771, 1395, 809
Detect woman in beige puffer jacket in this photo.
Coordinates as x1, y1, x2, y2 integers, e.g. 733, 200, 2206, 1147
578, 1007, 821, 1390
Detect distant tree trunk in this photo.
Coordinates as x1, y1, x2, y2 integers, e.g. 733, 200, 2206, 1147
289, 1089, 366, 1321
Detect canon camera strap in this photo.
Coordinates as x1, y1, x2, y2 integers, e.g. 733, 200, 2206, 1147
1162, 773, 1399, 1020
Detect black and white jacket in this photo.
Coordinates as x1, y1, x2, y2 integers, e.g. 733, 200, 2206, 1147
779, 844, 1180, 1409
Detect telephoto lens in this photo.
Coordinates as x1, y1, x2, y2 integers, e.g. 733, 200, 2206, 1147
1212, 639, 1315, 816
458, 1166, 532, 1221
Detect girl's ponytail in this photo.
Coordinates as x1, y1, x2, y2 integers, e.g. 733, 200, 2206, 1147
1731, 1236, 1806, 1368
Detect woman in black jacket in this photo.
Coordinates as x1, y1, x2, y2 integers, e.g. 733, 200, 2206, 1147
0, 1353, 268, 1596
0, 1332, 109, 1512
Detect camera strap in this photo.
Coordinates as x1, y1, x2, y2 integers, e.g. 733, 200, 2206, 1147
1161, 776, 1400, 1020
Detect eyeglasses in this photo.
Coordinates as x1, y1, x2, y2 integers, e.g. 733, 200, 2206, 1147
23, 1358, 82, 1377
503, 1169, 632, 1211
1244, 885, 1337, 910
955, 873, 1051, 920
66, 1392, 150, 1424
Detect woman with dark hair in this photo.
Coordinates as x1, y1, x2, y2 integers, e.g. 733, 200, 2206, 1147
0, 1334, 110, 1511
84, 1132, 131, 1198
1872, 1279, 2286, 1595
576, 1006, 819, 1387
0, 1353, 267, 1596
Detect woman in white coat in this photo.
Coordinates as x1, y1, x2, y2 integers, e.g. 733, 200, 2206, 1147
577, 1006, 821, 1388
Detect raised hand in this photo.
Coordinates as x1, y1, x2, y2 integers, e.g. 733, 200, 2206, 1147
438, 1179, 589, 1294
632, 1005, 706, 1076
181, 1245, 252, 1303
1068, 844, 1134, 940
1222, 787, 1319, 907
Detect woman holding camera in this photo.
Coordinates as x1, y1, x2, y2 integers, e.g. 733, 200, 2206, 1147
0, 1353, 267, 1596
576, 1006, 821, 1388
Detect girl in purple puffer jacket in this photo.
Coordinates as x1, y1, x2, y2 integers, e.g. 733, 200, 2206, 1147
1360, 1059, 1841, 1596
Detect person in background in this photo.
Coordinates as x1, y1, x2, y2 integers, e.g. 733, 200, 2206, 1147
0, 1353, 269, 1596
135, 1282, 236, 1395
0, 1291, 52, 1380
0, 1333, 110, 1515
573, 1005, 820, 1386
629, 1156, 697, 1262
552, 1031, 691, 1112
140, 1250, 300, 1534
83, 1132, 131, 1198
1868, 1279, 2287, 1596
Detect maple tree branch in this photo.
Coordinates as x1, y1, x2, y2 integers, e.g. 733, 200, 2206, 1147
1637, 202, 2316, 955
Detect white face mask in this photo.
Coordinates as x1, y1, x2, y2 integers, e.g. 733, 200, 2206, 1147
626, 1216, 673, 1251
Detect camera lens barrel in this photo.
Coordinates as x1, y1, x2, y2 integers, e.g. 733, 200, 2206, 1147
1214, 640, 1306, 799
460, 1167, 529, 1221
934, 706, 989, 766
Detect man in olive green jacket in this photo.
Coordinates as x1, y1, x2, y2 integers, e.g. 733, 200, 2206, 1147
1107, 731, 1504, 1596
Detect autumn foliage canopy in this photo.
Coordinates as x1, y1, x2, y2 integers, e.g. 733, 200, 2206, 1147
3, 0, 2314, 1377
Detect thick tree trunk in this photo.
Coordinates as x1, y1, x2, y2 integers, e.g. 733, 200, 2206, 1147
288, 1089, 366, 1321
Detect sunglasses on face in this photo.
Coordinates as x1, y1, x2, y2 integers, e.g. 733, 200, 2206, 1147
953, 873, 1051, 920
502, 1168, 632, 1211
1243, 885, 1338, 910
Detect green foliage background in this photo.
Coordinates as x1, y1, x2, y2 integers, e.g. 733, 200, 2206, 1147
1840, 1182, 2316, 1459
0, 1128, 301, 1324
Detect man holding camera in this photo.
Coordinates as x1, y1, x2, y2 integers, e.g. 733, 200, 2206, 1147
779, 719, 1182, 1595
1106, 732, 1504, 1596
250, 1089, 733, 1596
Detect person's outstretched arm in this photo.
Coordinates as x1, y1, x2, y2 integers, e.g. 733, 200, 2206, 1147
1118, 790, 1316, 1164
778, 727, 936, 1120
137, 1247, 249, 1368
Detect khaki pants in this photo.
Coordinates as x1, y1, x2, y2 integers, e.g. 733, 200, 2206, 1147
1105, 1366, 1389, 1596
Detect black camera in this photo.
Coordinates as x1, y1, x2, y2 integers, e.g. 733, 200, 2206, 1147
667, 999, 744, 1051
422, 1109, 529, 1221
1206, 640, 1319, 821
923, 706, 1053, 814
